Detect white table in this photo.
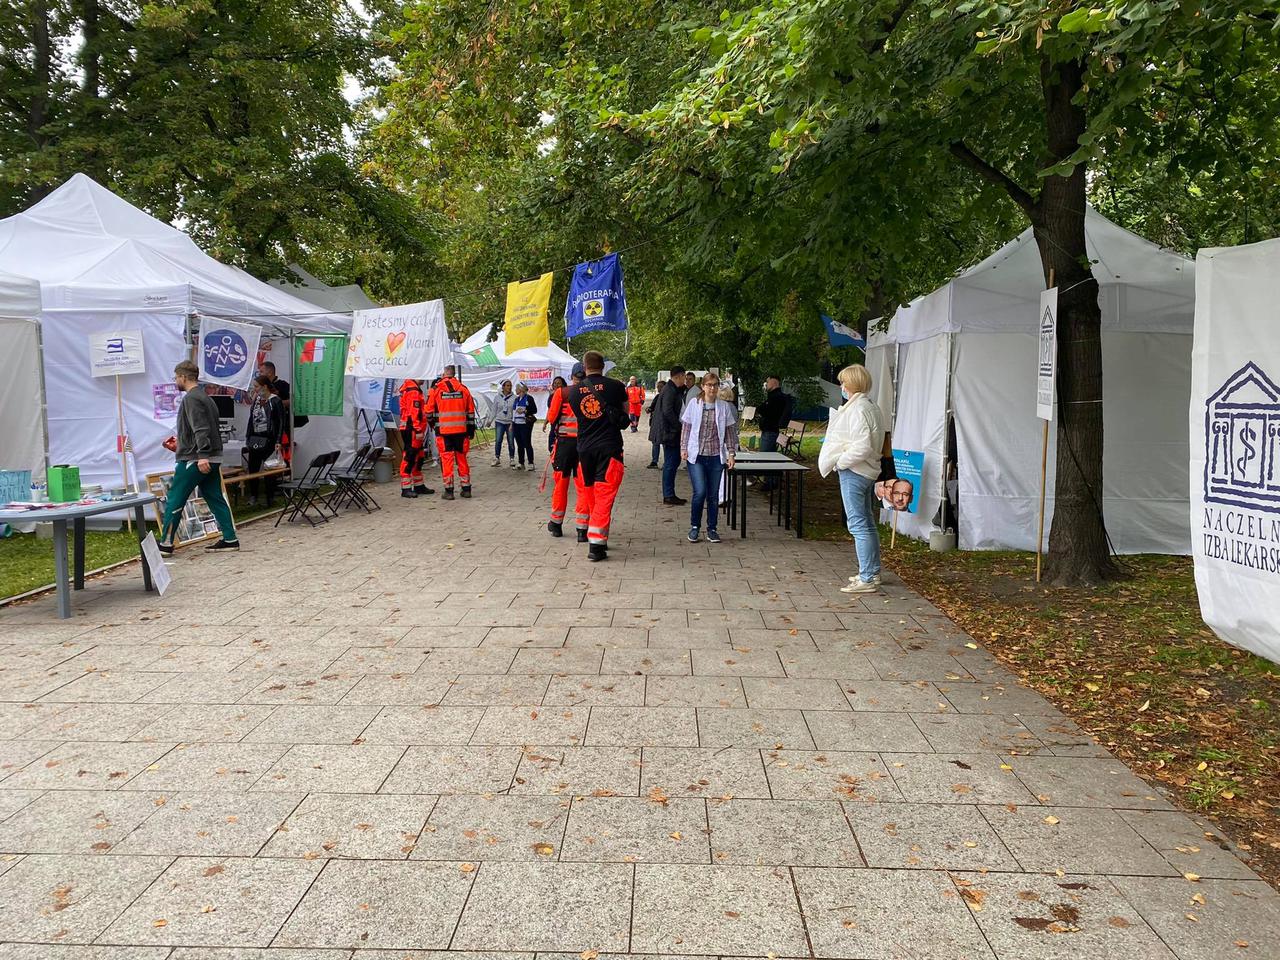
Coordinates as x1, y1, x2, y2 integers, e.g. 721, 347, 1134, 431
0, 494, 158, 619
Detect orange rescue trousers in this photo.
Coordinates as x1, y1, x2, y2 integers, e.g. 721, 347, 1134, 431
436, 433, 471, 489
576, 450, 624, 545
400, 428, 425, 489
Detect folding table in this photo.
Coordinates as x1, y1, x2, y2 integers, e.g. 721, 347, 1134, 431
0, 493, 158, 619
725, 452, 809, 538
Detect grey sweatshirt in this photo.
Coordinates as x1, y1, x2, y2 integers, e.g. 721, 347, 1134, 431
176, 383, 224, 462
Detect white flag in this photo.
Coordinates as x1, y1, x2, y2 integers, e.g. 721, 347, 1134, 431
197, 316, 261, 390
346, 300, 450, 379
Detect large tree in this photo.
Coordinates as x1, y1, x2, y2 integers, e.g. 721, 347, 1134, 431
0, 0, 436, 299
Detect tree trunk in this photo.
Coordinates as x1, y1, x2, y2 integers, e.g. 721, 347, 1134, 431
79, 0, 100, 98
1036, 55, 1118, 584
29, 0, 52, 149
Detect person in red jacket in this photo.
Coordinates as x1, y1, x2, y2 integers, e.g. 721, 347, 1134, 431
397, 379, 434, 498
567, 351, 629, 561
544, 365, 587, 540
424, 365, 477, 500
625, 377, 646, 433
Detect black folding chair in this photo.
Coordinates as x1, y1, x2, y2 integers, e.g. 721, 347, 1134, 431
328, 445, 383, 514
274, 450, 341, 526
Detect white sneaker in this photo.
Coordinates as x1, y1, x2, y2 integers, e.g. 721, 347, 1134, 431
491, 458, 500, 467
848, 575, 882, 585
510, 461, 518, 470
840, 579, 881, 594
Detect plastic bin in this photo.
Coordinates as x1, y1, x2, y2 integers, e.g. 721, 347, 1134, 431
47, 465, 82, 503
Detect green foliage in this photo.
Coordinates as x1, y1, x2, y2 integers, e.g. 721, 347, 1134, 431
0, 0, 436, 299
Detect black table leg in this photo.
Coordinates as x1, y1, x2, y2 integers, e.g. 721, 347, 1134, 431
797, 470, 805, 538
135, 504, 154, 592
783, 471, 791, 531
740, 471, 747, 538
73, 517, 85, 589
53, 519, 70, 619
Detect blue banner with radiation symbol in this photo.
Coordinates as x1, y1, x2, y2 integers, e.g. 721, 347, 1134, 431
565, 252, 628, 338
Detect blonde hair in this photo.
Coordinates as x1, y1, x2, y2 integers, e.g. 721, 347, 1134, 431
718, 387, 735, 402
838, 364, 872, 397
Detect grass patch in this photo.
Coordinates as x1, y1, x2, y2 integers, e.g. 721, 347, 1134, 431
798, 468, 1280, 887
0, 501, 283, 602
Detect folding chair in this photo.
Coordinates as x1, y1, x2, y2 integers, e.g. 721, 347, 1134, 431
781, 420, 808, 458
325, 445, 371, 513
330, 445, 383, 514
274, 451, 340, 526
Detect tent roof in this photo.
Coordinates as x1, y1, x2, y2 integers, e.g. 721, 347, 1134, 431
880, 207, 1195, 344
0, 174, 349, 331
0, 270, 41, 319
267, 264, 381, 313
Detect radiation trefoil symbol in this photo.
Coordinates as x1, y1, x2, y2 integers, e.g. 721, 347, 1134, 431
583, 299, 604, 319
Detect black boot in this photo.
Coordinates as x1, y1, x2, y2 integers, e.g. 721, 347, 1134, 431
588, 544, 608, 562
547, 521, 563, 537
460, 486, 472, 499
413, 484, 435, 495
576, 529, 588, 543
442, 488, 455, 501
401, 488, 417, 499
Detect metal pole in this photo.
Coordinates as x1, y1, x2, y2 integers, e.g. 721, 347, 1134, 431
34, 318, 51, 476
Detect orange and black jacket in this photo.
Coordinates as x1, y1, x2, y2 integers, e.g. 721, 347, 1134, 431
424, 376, 477, 436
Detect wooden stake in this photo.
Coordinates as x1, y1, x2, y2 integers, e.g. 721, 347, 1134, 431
116, 375, 133, 532
1036, 269, 1055, 582
891, 506, 898, 550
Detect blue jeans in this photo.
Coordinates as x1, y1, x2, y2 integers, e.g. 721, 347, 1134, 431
493, 422, 514, 459
838, 470, 882, 582
662, 441, 681, 498
650, 441, 660, 465
686, 454, 724, 531
759, 430, 780, 489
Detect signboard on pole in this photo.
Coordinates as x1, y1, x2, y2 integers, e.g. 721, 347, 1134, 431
88, 330, 146, 377
890, 449, 924, 514
1036, 287, 1058, 421
1191, 240, 1280, 665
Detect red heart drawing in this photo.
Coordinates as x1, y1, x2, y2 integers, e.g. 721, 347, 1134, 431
386, 331, 407, 357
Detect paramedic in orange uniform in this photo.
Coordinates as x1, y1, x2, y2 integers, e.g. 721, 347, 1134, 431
625, 377, 646, 433
545, 365, 587, 540
424, 365, 477, 500
567, 351, 629, 561
398, 379, 434, 498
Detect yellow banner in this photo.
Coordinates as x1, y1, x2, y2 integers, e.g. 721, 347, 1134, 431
503, 272, 553, 353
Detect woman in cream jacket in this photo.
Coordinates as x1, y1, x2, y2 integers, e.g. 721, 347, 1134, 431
819, 364, 886, 593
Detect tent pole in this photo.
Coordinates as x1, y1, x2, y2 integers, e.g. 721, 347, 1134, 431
288, 334, 296, 481
35, 317, 51, 478
1036, 268, 1055, 583
116, 375, 132, 532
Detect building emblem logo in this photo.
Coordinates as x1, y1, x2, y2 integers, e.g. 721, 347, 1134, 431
1205, 362, 1280, 514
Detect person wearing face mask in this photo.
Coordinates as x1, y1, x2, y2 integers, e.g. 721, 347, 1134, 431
679, 372, 738, 543
818, 364, 886, 593
492, 380, 517, 468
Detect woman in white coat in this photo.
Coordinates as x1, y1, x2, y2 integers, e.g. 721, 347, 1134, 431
819, 364, 886, 593
680, 372, 738, 543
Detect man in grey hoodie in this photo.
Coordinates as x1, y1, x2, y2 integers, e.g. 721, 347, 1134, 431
158, 360, 239, 555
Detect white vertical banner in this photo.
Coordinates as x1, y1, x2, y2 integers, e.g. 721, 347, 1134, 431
197, 316, 261, 390
346, 300, 450, 378
1036, 287, 1058, 421
88, 330, 147, 377
1191, 239, 1280, 665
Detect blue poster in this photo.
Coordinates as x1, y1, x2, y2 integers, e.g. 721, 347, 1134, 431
565, 252, 628, 337
891, 449, 924, 513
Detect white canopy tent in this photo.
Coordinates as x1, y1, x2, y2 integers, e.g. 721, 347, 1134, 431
0, 175, 356, 494
267, 264, 380, 313
867, 208, 1196, 554
0, 271, 46, 480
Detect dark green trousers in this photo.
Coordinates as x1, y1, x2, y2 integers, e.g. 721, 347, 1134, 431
161, 460, 237, 544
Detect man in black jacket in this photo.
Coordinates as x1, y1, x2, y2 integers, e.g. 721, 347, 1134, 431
655, 366, 688, 505
757, 375, 790, 490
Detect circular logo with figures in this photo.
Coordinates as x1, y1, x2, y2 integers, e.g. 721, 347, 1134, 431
581, 394, 603, 419
203, 329, 249, 377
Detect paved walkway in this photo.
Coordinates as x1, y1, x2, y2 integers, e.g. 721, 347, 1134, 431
0, 431, 1276, 959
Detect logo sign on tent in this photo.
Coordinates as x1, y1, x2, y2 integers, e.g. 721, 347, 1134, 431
1036, 287, 1058, 421
505, 273, 553, 353
198, 317, 261, 390
565, 253, 627, 338
88, 330, 146, 377
517, 367, 553, 390
1191, 240, 1280, 665
347, 300, 449, 378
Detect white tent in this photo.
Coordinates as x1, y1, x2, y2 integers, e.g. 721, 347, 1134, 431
267, 264, 380, 313
0, 175, 355, 494
0, 271, 45, 480
867, 208, 1195, 554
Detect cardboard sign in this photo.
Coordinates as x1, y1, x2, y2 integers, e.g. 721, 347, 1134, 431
140, 532, 173, 596
346, 300, 450, 378
1036, 287, 1058, 421
88, 330, 146, 378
